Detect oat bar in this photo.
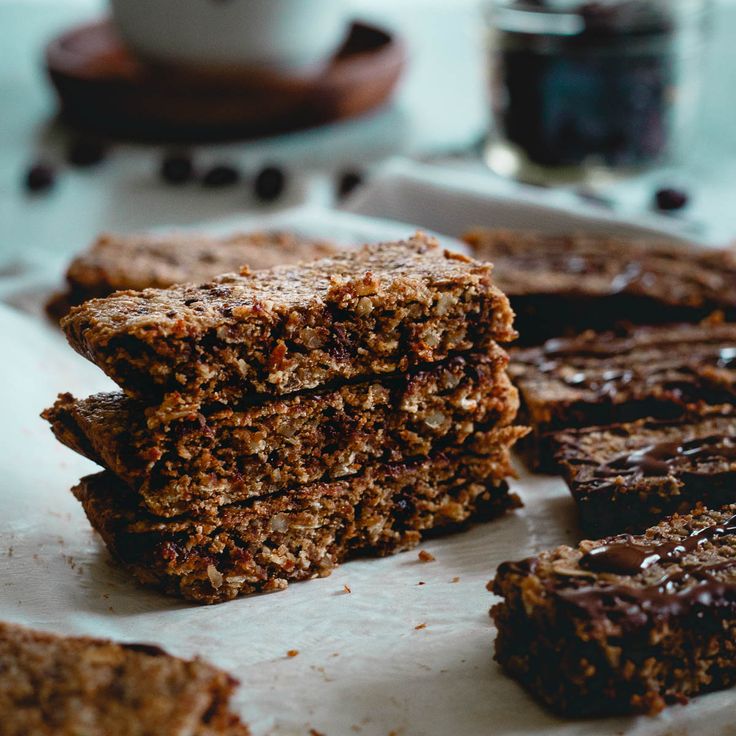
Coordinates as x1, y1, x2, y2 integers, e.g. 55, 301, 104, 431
74, 443, 523, 604
465, 228, 736, 344
47, 230, 337, 320
491, 505, 736, 716
61, 235, 516, 408
45, 350, 519, 517
0, 621, 248, 735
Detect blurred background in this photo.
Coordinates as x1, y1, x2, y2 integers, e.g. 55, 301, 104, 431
1, 0, 736, 264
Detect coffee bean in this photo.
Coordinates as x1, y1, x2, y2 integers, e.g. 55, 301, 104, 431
654, 187, 689, 212
254, 166, 286, 202
25, 163, 55, 193
337, 170, 364, 199
160, 153, 194, 185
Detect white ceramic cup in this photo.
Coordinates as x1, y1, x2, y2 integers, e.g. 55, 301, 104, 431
109, 0, 351, 71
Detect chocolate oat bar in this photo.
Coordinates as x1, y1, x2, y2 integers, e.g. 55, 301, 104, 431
0, 621, 248, 735
45, 350, 520, 517
61, 235, 516, 408
47, 230, 337, 320
552, 410, 736, 536
74, 442, 523, 604
490, 505, 736, 716
509, 320, 736, 467
464, 229, 736, 344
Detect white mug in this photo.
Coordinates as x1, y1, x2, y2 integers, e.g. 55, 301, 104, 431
110, 0, 351, 71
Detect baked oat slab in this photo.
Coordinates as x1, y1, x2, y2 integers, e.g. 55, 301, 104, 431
0, 621, 248, 736
74, 436, 525, 604
509, 319, 736, 467
464, 228, 736, 344
551, 409, 736, 536
47, 230, 337, 319
45, 349, 519, 517
61, 235, 516, 407
491, 505, 736, 717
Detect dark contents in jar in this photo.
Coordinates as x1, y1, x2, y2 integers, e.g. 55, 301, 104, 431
492, 1, 684, 168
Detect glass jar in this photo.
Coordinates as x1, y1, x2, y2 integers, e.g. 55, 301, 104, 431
484, 0, 712, 183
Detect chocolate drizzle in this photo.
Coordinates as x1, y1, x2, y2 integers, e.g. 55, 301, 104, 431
527, 332, 736, 397
580, 513, 736, 576
593, 434, 736, 483
561, 559, 736, 623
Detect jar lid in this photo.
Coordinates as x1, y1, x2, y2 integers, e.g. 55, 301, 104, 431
491, 0, 710, 36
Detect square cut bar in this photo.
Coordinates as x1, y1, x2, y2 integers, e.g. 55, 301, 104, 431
44, 349, 520, 517
490, 505, 736, 717
0, 621, 248, 736
74, 443, 522, 604
47, 230, 338, 320
464, 228, 736, 344
61, 235, 516, 408
551, 409, 736, 536
509, 320, 736, 467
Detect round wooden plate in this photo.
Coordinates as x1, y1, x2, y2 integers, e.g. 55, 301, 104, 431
46, 20, 406, 142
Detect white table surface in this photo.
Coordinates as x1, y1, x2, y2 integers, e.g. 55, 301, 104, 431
1, 0, 736, 268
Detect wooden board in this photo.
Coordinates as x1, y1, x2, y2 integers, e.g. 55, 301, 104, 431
46, 20, 406, 142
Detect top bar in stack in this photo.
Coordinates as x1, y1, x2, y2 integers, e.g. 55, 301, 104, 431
47, 230, 338, 319
464, 229, 736, 344
61, 235, 516, 411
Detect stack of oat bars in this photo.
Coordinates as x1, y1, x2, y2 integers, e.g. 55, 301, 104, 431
44, 234, 526, 604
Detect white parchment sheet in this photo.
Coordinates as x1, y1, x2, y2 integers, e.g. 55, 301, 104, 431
0, 206, 732, 735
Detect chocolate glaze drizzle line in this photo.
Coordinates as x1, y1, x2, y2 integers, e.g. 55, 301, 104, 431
560, 559, 736, 619
593, 434, 736, 481
579, 513, 736, 576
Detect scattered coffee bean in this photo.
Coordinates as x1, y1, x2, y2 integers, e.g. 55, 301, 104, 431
654, 187, 689, 212
24, 162, 55, 193
254, 165, 286, 202
337, 170, 364, 199
202, 164, 241, 188
160, 153, 194, 185
67, 139, 107, 167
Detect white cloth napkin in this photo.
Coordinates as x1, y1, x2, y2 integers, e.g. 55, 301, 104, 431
345, 158, 718, 246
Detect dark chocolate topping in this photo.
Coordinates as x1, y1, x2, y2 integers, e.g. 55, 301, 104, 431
580, 513, 736, 576
593, 434, 736, 482
561, 559, 736, 624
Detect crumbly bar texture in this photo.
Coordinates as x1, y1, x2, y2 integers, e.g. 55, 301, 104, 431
74, 443, 523, 604
0, 621, 248, 736
552, 410, 736, 536
509, 319, 736, 467
464, 228, 736, 344
44, 349, 520, 517
490, 505, 736, 717
46, 230, 337, 320
61, 235, 516, 408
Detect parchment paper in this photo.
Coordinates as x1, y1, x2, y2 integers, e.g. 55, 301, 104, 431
0, 206, 731, 736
